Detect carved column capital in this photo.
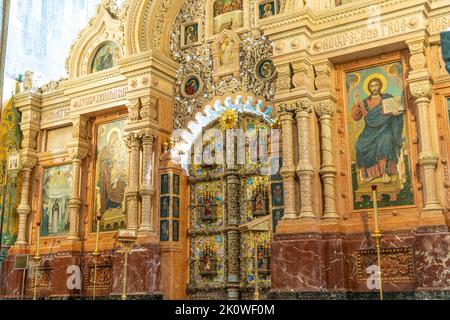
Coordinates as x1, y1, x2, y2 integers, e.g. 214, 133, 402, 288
406, 38, 429, 71
274, 63, 292, 93
278, 103, 295, 118
19, 153, 37, 171
294, 99, 313, 115
141, 130, 157, 146
291, 60, 314, 91
125, 132, 142, 149
128, 98, 141, 122
140, 96, 159, 121
71, 116, 89, 140
409, 80, 433, 100
315, 100, 335, 118
21, 128, 39, 152
68, 148, 88, 162
314, 60, 333, 91
68, 115, 90, 161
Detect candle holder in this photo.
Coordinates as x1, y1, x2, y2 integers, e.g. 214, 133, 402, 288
253, 232, 260, 301
117, 229, 137, 301
33, 223, 42, 301
371, 185, 384, 301
92, 215, 102, 300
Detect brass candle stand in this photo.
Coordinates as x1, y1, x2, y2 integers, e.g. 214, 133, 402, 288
33, 223, 42, 301
92, 215, 102, 300
371, 185, 383, 301
117, 229, 137, 301
253, 232, 260, 301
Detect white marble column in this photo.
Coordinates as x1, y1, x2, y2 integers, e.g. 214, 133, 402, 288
16, 168, 33, 245
15, 127, 38, 245
295, 100, 315, 219
139, 131, 156, 233
125, 132, 141, 231
315, 101, 338, 219
67, 116, 89, 241
279, 104, 297, 219
407, 39, 442, 213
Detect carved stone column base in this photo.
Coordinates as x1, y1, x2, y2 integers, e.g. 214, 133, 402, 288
283, 213, 298, 220
9, 244, 30, 256
299, 212, 316, 219
136, 232, 159, 242
322, 212, 339, 220
422, 204, 443, 213
418, 213, 446, 227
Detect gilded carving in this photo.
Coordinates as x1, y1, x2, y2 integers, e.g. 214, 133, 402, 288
212, 30, 241, 81
357, 247, 414, 281
128, 98, 141, 121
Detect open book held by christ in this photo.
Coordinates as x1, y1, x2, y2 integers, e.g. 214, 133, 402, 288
382, 96, 405, 115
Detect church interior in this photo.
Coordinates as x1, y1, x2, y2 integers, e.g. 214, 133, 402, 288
0, 0, 449, 300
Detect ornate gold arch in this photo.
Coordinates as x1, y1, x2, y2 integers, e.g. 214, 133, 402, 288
125, 0, 186, 54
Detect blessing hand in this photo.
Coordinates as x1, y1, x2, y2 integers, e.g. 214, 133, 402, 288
354, 93, 361, 105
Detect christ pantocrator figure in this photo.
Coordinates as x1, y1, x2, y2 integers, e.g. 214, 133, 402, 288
351, 76, 405, 184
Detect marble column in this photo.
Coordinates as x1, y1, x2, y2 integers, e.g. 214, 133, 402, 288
125, 132, 141, 231
279, 104, 297, 219
139, 131, 156, 233
410, 80, 441, 211
226, 166, 240, 300
16, 127, 38, 245
315, 101, 338, 219
16, 167, 33, 245
295, 100, 315, 219
407, 39, 442, 213
67, 116, 89, 241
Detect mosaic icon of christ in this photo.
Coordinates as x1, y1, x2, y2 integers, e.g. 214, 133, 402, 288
351, 74, 405, 184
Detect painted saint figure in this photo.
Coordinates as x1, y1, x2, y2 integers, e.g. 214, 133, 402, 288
186, 25, 198, 45
259, 60, 275, 79
262, 3, 273, 18
185, 78, 199, 96
204, 254, 212, 271
92, 42, 120, 73
219, 37, 234, 66
351, 77, 404, 184
41, 202, 49, 237
214, 0, 243, 16
257, 246, 265, 270
98, 131, 127, 215
52, 199, 60, 233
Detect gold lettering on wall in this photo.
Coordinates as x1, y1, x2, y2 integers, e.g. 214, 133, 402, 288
314, 17, 418, 53
71, 87, 127, 109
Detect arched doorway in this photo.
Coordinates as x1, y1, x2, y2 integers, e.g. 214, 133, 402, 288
182, 101, 282, 300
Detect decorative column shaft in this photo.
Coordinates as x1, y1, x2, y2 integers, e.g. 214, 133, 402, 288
67, 160, 82, 240
125, 132, 141, 231
316, 101, 338, 219
139, 131, 156, 233
226, 166, 240, 300
279, 104, 297, 219
16, 168, 33, 245
15, 122, 38, 245
410, 81, 441, 211
295, 100, 315, 219
407, 39, 442, 212
67, 116, 89, 241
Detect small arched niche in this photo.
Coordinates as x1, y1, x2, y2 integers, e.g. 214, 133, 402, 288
90, 41, 122, 73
